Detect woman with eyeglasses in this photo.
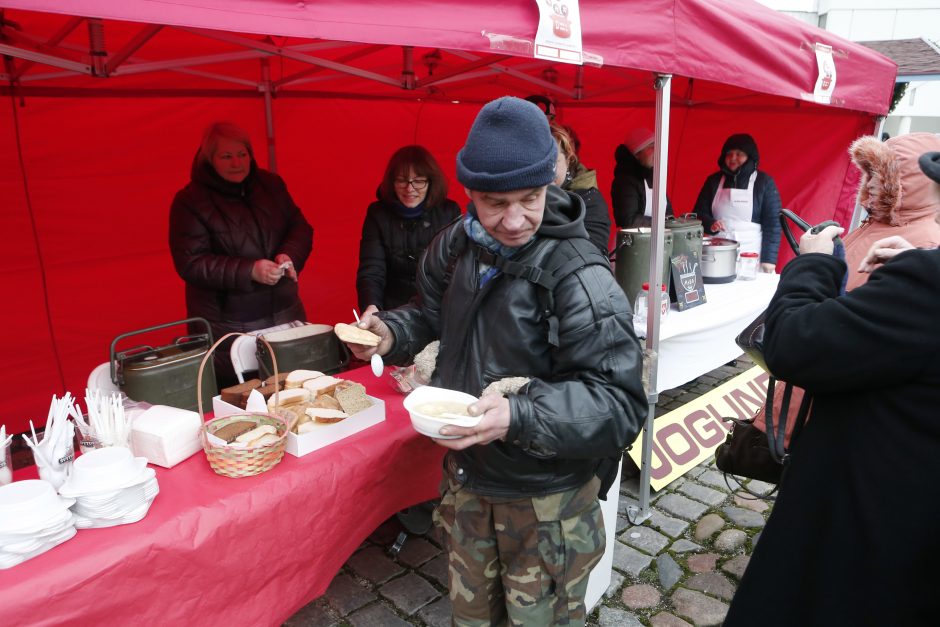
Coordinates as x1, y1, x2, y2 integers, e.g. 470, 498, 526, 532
356, 145, 461, 312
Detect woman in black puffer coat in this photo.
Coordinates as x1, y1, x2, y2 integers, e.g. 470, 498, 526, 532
169, 122, 313, 386
356, 145, 460, 311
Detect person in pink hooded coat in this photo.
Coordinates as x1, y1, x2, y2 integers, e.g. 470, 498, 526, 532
842, 132, 940, 291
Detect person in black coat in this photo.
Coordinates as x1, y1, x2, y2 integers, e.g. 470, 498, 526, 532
356, 145, 460, 312
611, 127, 674, 228
724, 151, 940, 626
692, 133, 781, 271
169, 121, 313, 386
550, 123, 611, 255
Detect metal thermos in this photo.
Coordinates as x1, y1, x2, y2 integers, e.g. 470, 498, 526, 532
613, 228, 673, 306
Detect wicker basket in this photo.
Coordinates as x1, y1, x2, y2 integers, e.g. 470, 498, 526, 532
197, 332, 294, 478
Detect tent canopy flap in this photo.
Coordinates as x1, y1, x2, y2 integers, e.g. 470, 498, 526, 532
0, 2, 896, 432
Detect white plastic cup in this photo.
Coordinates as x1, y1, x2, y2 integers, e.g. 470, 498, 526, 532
0, 442, 12, 486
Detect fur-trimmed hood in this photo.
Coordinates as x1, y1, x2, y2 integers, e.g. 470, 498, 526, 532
850, 132, 940, 225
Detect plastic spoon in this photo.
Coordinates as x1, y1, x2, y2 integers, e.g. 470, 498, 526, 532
352, 309, 385, 377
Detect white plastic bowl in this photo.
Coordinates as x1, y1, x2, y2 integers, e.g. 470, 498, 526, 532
0, 480, 74, 531
59, 447, 148, 495
403, 386, 481, 439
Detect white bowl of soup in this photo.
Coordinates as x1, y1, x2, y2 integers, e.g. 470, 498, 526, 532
403, 386, 481, 439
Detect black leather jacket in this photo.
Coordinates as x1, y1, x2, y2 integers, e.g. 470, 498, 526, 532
380, 187, 646, 498
169, 157, 313, 325
611, 144, 674, 228
356, 197, 461, 311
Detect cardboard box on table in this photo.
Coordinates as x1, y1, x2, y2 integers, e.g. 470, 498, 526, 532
212, 390, 385, 457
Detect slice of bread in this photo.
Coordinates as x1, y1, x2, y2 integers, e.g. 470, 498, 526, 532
267, 387, 309, 411
303, 375, 342, 395
305, 408, 349, 424
334, 381, 372, 415
285, 370, 324, 389
334, 323, 381, 346
312, 394, 342, 410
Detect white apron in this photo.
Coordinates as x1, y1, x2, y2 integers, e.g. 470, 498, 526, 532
712, 171, 761, 259
643, 179, 654, 218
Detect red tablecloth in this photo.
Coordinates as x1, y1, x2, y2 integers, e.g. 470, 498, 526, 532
0, 367, 445, 626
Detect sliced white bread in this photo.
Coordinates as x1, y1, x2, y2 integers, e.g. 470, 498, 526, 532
302, 375, 342, 395
285, 369, 325, 389
305, 407, 349, 424
267, 387, 310, 411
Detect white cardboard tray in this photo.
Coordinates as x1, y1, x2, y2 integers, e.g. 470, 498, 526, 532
211, 394, 385, 457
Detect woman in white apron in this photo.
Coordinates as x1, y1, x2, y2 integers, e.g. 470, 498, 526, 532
692, 133, 782, 272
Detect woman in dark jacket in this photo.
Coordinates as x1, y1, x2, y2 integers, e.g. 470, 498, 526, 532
692, 133, 782, 271
725, 152, 940, 626
169, 121, 313, 386
610, 127, 674, 229
550, 123, 611, 254
356, 145, 460, 311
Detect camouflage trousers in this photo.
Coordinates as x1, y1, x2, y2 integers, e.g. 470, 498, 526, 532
433, 472, 605, 627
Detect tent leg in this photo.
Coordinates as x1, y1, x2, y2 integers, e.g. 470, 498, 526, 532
261, 58, 277, 172
628, 73, 672, 525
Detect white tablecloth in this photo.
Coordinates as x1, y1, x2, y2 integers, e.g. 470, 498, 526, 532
653, 273, 779, 392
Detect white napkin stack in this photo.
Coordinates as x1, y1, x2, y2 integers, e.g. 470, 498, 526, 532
131, 405, 202, 468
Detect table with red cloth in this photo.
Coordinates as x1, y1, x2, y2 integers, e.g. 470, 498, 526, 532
0, 367, 444, 627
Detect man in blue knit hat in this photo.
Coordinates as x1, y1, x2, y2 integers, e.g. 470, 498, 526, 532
344, 96, 646, 625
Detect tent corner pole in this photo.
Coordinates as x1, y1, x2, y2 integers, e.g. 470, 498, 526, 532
628, 73, 672, 525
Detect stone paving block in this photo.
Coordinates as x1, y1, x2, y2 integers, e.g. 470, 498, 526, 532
621, 583, 661, 609
714, 529, 748, 553
721, 554, 750, 580
721, 506, 766, 529
671, 588, 729, 627
613, 540, 654, 577
417, 596, 453, 627
604, 570, 625, 600
418, 554, 449, 588
347, 602, 412, 627
669, 539, 701, 553
324, 573, 376, 616
693, 513, 725, 541
380, 572, 440, 615
616, 494, 641, 517
656, 494, 710, 521
620, 475, 641, 499
282, 600, 338, 627
686, 553, 718, 573
620, 525, 670, 555
686, 465, 708, 479
616, 515, 632, 534
697, 469, 739, 491
396, 536, 441, 569
648, 509, 690, 538
598, 607, 644, 627
745, 479, 776, 495
650, 612, 693, 627
733, 492, 771, 513
656, 553, 683, 590
679, 481, 728, 506
347, 546, 406, 585
686, 572, 736, 601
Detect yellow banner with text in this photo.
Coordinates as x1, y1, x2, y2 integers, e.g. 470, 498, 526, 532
628, 366, 769, 491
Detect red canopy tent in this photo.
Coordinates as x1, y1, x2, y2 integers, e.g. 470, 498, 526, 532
1, 0, 895, 435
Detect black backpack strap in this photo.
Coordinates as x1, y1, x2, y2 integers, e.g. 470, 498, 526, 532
476, 238, 609, 346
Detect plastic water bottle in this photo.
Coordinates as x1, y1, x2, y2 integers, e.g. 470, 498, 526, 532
658, 283, 670, 320
633, 283, 650, 335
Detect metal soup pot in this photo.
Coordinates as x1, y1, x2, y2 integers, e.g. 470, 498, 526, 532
701, 236, 739, 283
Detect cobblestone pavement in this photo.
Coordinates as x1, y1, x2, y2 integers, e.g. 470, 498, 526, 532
285, 356, 766, 627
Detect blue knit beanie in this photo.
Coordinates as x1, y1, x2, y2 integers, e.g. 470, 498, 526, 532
456, 97, 558, 192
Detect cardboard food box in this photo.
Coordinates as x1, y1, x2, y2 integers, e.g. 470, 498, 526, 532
211, 393, 385, 458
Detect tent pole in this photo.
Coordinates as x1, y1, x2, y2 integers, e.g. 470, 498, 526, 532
629, 73, 671, 525
261, 58, 277, 173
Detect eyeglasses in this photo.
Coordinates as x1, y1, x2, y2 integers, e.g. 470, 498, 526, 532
394, 177, 429, 191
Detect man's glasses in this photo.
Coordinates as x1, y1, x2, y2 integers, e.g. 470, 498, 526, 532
394, 177, 429, 191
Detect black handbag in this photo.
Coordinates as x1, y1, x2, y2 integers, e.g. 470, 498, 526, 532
715, 209, 837, 489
